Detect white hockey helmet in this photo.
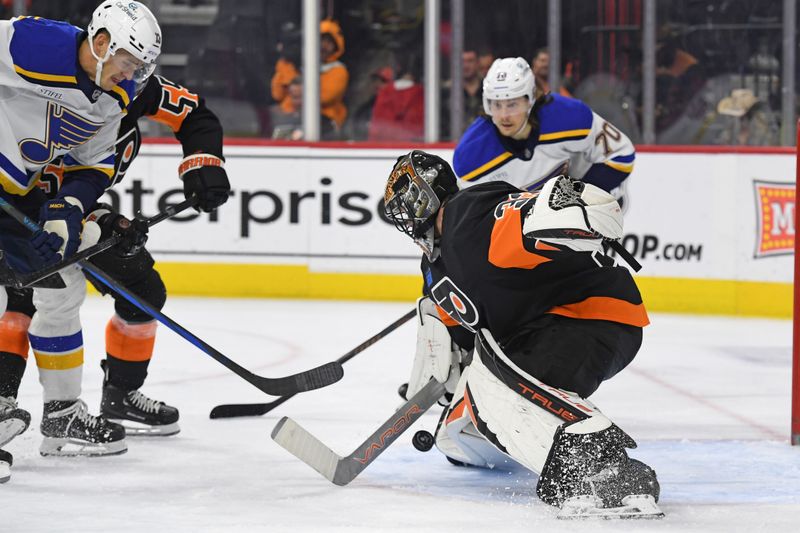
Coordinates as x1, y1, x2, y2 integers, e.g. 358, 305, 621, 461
87, 1, 162, 86
482, 57, 536, 114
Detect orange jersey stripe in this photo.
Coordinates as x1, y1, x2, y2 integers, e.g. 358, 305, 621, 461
547, 296, 650, 327
489, 209, 551, 269
0, 312, 31, 359
150, 84, 199, 132
434, 303, 460, 327
105, 316, 157, 362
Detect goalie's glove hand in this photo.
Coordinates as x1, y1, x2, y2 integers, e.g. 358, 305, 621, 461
408, 297, 466, 406
32, 197, 83, 263
523, 175, 623, 241
179, 154, 230, 213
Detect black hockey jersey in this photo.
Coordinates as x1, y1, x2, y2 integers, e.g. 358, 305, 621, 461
422, 181, 648, 349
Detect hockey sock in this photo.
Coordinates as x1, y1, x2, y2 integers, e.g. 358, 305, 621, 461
104, 314, 156, 390
0, 352, 27, 398
30, 330, 84, 402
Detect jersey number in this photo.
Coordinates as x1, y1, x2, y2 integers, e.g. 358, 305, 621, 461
595, 121, 622, 157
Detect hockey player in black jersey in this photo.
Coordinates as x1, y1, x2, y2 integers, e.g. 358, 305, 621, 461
384, 150, 663, 519
0, 72, 229, 470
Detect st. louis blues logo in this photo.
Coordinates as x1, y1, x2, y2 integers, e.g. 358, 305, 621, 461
18, 102, 104, 165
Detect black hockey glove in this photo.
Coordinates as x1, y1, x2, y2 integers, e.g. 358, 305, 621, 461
97, 212, 149, 256
179, 154, 230, 213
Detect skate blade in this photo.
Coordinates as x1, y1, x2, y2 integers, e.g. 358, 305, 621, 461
39, 437, 128, 457
0, 418, 30, 448
557, 494, 665, 520
109, 419, 180, 437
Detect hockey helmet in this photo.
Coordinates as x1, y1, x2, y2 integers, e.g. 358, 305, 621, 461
384, 150, 458, 260
482, 57, 536, 114
87, 1, 162, 86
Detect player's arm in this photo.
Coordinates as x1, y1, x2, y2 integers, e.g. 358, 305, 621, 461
136, 75, 229, 212
577, 111, 635, 194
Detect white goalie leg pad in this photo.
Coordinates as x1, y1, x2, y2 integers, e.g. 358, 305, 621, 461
463, 329, 612, 474
0, 285, 7, 316
408, 297, 462, 402
434, 368, 518, 469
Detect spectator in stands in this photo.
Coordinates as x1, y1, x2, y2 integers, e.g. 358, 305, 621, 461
530, 48, 573, 97
350, 65, 393, 140
368, 55, 423, 142
477, 48, 495, 79
655, 30, 706, 133
270, 76, 304, 140
716, 88, 779, 146
270, 19, 349, 139
441, 48, 484, 139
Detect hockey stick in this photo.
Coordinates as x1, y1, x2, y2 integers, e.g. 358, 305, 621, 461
0, 196, 343, 397
16, 197, 198, 288
209, 308, 417, 419
271, 379, 445, 486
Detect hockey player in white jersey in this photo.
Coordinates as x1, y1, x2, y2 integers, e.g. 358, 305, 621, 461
454, 57, 635, 208
0, 1, 161, 477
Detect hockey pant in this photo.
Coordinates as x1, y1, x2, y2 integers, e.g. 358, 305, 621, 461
436, 328, 659, 507
0, 243, 166, 398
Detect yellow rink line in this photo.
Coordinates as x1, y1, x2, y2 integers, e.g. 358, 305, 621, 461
89, 262, 793, 319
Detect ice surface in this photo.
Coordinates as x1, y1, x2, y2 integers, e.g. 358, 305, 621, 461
3, 297, 798, 532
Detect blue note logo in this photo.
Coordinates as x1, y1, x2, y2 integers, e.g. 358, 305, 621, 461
19, 102, 104, 165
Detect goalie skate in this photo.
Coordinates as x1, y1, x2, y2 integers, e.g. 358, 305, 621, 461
0, 396, 31, 447
0, 449, 11, 483
558, 494, 664, 520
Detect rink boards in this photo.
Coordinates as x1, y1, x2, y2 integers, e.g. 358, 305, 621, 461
107, 142, 796, 317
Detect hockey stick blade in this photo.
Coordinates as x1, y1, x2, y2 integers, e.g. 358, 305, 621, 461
210, 308, 417, 419
255, 361, 344, 397
271, 379, 445, 486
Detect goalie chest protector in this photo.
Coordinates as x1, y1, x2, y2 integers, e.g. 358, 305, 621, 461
421, 181, 648, 343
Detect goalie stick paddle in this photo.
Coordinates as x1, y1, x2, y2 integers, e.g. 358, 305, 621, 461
271, 379, 446, 486
0, 196, 343, 397
209, 308, 417, 419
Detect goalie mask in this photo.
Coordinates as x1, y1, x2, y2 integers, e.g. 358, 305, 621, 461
384, 150, 459, 261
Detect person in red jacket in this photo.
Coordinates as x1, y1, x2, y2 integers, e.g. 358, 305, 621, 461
368, 54, 424, 142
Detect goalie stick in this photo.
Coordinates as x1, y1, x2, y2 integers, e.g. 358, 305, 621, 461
209, 308, 416, 418
0, 196, 343, 397
3, 197, 198, 290
271, 379, 445, 486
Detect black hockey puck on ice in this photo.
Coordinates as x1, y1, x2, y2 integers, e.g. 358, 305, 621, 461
398, 382, 409, 400
412, 430, 434, 452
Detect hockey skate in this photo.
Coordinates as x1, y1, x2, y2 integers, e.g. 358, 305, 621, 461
101, 383, 180, 436
0, 449, 12, 483
40, 399, 127, 457
0, 395, 31, 448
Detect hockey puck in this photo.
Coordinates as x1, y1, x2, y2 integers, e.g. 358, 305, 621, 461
412, 429, 434, 452
397, 382, 409, 400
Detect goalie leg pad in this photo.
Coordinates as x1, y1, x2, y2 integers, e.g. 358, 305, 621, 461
408, 297, 463, 403
434, 368, 516, 469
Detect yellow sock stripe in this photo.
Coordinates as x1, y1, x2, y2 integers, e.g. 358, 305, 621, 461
34, 348, 84, 370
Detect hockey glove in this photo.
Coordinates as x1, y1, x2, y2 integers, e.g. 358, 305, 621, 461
87, 205, 149, 257
523, 175, 623, 242
179, 154, 230, 212
32, 197, 83, 263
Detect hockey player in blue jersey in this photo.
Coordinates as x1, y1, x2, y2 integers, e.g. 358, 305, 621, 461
454, 57, 635, 207
0, 1, 162, 479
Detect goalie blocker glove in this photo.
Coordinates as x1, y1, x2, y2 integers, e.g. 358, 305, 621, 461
179, 153, 230, 212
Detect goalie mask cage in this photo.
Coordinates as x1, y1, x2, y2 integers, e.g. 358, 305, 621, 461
793, 118, 800, 446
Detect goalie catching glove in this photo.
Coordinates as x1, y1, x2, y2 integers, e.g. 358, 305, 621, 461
523, 175, 623, 246
179, 153, 231, 212
408, 296, 468, 405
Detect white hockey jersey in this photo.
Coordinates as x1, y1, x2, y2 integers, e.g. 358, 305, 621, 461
453, 94, 635, 194
0, 16, 134, 206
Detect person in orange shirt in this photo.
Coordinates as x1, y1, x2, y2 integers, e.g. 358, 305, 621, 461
271, 19, 349, 139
